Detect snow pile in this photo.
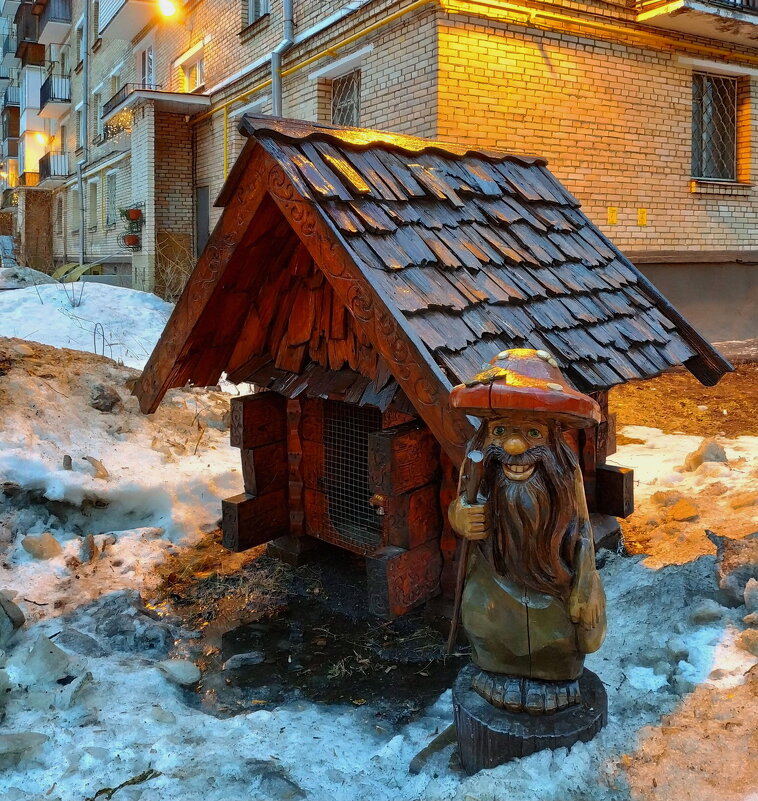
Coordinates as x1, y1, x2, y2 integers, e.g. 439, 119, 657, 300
0, 338, 242, 615
0, 283, 172, 368
609, 426, 758, 567
0, 286, 756, 799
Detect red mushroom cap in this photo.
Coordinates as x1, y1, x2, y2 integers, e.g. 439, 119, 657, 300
450, 348, 601, 429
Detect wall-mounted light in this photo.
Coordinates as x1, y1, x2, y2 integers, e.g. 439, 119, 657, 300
0, 172, 7, 179
158, 0, 177, 16
34, 132, 49, 146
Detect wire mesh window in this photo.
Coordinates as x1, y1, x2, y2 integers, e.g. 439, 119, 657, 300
331, 69, 361, 128
692, 72, 738, 181
323, 400, 383, 553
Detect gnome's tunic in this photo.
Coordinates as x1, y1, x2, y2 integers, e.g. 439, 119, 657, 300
461, 546, 583, 682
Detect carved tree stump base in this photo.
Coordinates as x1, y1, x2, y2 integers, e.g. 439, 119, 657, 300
453, 664, 607, 775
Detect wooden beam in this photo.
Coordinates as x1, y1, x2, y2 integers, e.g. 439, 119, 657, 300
262, 156, 474, 465
134, 147, 271, 414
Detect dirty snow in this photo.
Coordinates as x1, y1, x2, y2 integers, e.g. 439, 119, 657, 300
0, 282, 171, 368
0, 282, 757, 800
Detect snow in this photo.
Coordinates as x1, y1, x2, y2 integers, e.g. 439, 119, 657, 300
0, 282, 757, 800
0, 283, 172, 368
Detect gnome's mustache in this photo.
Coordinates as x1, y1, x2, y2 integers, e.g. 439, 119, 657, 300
485, 443, 553, 469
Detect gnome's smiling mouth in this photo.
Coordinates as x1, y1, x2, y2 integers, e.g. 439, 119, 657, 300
501, 463, 536, 481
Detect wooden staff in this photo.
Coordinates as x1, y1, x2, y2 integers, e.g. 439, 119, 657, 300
447, 449, 484, 655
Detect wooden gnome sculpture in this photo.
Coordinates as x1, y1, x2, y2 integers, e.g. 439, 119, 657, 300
448, 349, 608, 770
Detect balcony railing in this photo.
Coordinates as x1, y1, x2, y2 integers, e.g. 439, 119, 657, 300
14, 1, 38, 45
40, 0, 71, 26
39, 150, 67, 181
3, 85, 20, 108
102, 81, 160, 118
40, 72, 70, 107
2, 187, 18, 208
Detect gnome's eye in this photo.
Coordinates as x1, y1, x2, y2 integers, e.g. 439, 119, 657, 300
528, 428, 543, 439
493, 426, 506, 436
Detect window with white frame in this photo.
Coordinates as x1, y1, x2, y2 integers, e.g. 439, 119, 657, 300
184, 57, 205, 92
247, 0, 270, 26
110, 63, 123, 97
105, 170, 117, 226
88, 180, 98, 229
139, 45, 154, 87
331, 69, 361, 127
692, 72, 739, 181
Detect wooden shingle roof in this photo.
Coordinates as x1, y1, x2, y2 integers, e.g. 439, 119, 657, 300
135, 116, 731, 464
235, 116, 730, 394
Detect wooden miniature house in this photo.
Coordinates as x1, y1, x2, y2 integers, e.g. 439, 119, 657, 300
135, 116, 730, 618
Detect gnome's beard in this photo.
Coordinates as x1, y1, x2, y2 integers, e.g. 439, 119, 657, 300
483, 434, 579, 601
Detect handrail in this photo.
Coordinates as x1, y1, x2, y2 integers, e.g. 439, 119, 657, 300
39, 150, 68, 181
102, 81, 161, 117
40, 72, 70, 107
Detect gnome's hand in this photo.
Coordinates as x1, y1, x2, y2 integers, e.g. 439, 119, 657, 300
568, 568, 604, 630
448, 497, 490, 541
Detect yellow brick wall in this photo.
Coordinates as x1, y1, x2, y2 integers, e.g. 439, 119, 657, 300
437, 9, 758, 251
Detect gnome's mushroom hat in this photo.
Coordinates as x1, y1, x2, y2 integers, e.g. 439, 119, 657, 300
450, 348, 602, 429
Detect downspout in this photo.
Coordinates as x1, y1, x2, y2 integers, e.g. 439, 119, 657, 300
271, 0, 294, 116
77, 2, 90, 268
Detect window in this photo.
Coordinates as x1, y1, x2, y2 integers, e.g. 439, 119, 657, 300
110, 67, 122, 97
139, 46, 154, 87
93, 93, 103, 141
88, 180, 98, 229
692, 72, 738, 181
331, 69, 361, 127
184, 57, 205, 92
75, 24, 84, 65
59, 123, 66, 152
248, 0, 270, 26
105, 170, 117, 226
55, 196, 63, 236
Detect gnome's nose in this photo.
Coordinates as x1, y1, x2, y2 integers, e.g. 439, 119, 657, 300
503, 435, 529, 456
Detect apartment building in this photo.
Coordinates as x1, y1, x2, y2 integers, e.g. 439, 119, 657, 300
0, 0, 756, 337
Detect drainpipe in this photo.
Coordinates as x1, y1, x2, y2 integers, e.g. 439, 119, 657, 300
77, 1, 90, 268
271, 0, 294, 116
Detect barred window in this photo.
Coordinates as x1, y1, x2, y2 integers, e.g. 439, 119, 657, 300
331, 69, 361, 128
105, 171, 118, 226
692, 72, 738, 181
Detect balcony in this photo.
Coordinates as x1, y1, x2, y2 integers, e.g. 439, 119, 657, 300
636, 0, 758, 47
1, 136, 19, 158
18, 169, 38, 186
102, 81, 210, 123
2, 187, 18, 210
99, 0, 156, 40
0, 66, 13, 82
38, 149, 67, 184
39, 72, 69, 119
14, 1, 44, 66
2, 35, 18, 67
3, 85, 20, 108
38, 0, 72, 46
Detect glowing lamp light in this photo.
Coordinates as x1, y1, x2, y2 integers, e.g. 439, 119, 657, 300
158, 0, 177, 16
0, 172, 7, 179
34, 132, 48, 146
